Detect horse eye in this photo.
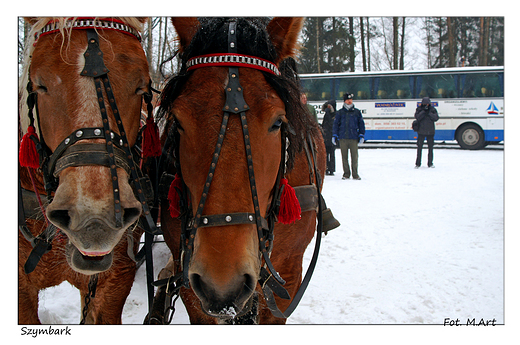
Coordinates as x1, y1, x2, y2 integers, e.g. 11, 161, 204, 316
175, 119, 184, 133
269, 118, 283, 132
34, 84, 48, 94
136, 86, 147, 96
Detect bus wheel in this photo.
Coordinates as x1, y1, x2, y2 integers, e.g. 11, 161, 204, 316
456, 123, 485, 150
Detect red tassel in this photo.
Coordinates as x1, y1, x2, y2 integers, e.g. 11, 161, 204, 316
19, 125, 40, 169
168, 175, 183, 218
142, 116, 161, 158
277, 178, 301, 224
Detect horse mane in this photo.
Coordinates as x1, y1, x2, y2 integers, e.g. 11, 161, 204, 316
18, 17, 146, 135
157, 17, 318, 171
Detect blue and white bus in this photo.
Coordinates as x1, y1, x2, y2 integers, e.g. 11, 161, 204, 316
300, 66, 504, 149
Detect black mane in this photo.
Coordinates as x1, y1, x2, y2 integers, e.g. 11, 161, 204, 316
158, 17, 318, 171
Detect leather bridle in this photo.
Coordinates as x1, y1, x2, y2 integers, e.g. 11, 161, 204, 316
173, 21, 286, 289
27, 21, 153, 224
165, 21, 324, 318
20, 18, 160, 314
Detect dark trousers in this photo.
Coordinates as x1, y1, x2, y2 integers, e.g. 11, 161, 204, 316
416, 134, 434, 167
339, 139, 359, 178
325, 144, 336, 173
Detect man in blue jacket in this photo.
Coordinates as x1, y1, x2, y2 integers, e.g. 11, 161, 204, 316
332, 92, 366, 180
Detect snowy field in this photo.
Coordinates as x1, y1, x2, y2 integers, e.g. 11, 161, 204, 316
18, 147, 514, 343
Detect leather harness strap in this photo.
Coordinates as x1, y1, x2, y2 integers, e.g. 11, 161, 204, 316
54, 143, 131, 177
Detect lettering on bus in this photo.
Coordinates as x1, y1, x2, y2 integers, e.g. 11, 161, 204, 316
445, 100, 468, 104
375, 102, 406, 108
373, 120, 408, 130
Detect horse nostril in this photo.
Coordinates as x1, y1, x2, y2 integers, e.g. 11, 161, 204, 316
189, 273, 207, 300
123, 206, 141, 224
238, 274, 256, 305
47, 209, 71, 230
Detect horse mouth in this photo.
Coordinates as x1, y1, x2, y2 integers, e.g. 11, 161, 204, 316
202, 293, 257, 321
65, 243, 113, 274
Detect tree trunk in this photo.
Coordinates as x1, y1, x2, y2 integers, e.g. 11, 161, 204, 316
360, 17, 367, 71
447, 17, 455, 67
366, 17, 371, 71
393, 17, 399, 70
316, 18, 321, 73
348, 17, 355, 72
399, 17, 405, 70
482, 17, 490, 66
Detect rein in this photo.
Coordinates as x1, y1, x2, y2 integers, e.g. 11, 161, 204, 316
19, 18, 159, 318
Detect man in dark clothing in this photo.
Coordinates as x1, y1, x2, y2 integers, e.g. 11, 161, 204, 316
332, 93, 365, 180
414, 97, 439, 168
321, 99, 337, 175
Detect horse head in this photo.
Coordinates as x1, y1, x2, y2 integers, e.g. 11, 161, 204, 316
21, 17, 151, 275
160, 17, 306, 319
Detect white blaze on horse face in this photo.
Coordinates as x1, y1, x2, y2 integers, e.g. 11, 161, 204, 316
74, 50, 104, 129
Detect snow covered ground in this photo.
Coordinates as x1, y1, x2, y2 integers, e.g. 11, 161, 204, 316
26, 147, 512, 341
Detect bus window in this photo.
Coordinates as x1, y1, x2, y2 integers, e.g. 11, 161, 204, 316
418, 73, 457, 98
377, 75, 413, 99
462, 72, 503, 98
301, 78, 333, 102
337, 76, 371, 100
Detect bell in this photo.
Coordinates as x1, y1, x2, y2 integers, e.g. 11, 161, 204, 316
322, 208, 340, 233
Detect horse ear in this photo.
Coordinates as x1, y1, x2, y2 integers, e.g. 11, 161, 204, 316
171, 17, 200, 51
267, 17, 304, 63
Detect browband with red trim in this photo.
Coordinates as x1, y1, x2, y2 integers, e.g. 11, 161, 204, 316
35, 17, 141, 43
187, 53, 280, 76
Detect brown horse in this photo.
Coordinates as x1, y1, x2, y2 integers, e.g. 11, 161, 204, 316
154, 17, 327, 324
19, 17, 154, 324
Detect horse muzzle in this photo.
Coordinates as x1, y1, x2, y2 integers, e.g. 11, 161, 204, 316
189, 271, 257, 319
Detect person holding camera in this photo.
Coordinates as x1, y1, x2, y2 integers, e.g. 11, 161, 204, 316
414, 97, 439, 168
